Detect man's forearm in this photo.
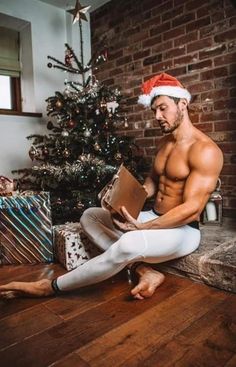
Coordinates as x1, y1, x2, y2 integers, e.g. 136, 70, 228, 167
141, 202, 200, 229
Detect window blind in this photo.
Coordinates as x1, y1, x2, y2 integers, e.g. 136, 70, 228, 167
0, 26, 20, 77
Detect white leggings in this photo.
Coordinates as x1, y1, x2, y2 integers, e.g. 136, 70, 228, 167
57, 207, 201, 291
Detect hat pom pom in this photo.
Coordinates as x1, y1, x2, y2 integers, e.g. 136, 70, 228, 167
137, 94, 151, 107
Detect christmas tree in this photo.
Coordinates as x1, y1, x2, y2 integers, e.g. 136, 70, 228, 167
13, 1, 143, 224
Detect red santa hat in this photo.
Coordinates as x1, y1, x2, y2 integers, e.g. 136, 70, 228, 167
138, 72, 191, 107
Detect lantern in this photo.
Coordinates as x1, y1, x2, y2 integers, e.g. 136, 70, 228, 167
202, 178, 223, 225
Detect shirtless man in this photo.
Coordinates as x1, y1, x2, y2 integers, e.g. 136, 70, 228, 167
0, 73, 223, 300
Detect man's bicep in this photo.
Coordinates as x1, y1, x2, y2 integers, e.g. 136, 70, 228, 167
184, 144, 223, 206
183, 168, 220, 213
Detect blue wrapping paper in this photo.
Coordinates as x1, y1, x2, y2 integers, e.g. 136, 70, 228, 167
0, 192, 54, 264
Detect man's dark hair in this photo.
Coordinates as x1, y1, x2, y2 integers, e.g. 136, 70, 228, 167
170, 96, 181, 105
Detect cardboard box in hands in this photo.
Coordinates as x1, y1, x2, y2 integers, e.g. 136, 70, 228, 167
99, 165, 147, 219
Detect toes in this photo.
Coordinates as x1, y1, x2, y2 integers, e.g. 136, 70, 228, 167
131, 282, 150, 299
133, 293, 144, 300
131, 283, 144, 296
131, 282, 157, 299
0, 290, 20, 299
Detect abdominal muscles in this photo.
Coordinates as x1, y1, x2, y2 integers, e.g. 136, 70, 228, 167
154, 175, 185, 214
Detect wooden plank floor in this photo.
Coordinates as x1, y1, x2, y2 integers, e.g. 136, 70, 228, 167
0, 264, 235, 367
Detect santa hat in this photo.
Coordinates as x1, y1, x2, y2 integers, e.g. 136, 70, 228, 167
138, 72, 191, 107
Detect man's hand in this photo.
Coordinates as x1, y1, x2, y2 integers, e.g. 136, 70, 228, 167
113, 206, 143, 231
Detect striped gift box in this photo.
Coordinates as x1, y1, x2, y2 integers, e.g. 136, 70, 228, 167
0, 192, 54, 264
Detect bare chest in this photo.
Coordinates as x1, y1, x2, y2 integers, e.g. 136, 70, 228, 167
155, 145, 190, 181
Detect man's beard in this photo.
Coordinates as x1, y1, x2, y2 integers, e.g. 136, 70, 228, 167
159, 109, 183, 134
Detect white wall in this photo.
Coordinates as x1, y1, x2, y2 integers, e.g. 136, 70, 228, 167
0, 0, 91, 177
0, 115, 43, 174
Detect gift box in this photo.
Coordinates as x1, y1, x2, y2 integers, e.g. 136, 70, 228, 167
53, 222, 100, 271
0, 192, 53, 264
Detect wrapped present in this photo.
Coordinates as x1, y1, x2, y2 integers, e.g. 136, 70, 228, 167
53, 222, 100, 271
0, 192, 53, 264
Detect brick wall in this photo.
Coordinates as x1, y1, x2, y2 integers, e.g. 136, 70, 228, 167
91, 0, 236, 217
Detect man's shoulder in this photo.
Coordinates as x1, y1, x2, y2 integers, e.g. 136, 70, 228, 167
189, 135, 223, 170
191, 132, 222, 155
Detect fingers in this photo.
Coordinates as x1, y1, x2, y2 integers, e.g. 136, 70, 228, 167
121, 206, 133, 221
113, 218, 126, 231
112, 208, 140, 231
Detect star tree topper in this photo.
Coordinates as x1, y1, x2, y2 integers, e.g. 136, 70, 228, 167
67, 0, 91, 24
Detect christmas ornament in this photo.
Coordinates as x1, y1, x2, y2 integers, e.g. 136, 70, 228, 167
42, 146, 49, 156
55, 100, 63, 108
115, 153, 122, 161
84, 129, 91, 137
124, 120, 129, 128
79, 154, 86, 162
65, 50, 73, 66
100, 99, 107, 110
63, 148, 70, 158
63, 87, 71, 96
47, 121, 54, 130
67, 119, 76, 128
76, 201, 84, 209
106, 101, 119, 114
101, 48, 108, 61
94, 142, 101, 151
123, 114, 129, 128
103, 121, 109, 130
0, 176, 14, 196
67, 0, 91, 24
29, 145, 40, 161
61, 130, 69, 137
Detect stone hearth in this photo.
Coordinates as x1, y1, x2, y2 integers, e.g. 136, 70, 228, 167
158, 218, 236, 293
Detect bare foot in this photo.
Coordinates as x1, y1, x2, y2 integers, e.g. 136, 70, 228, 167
0, 279, 54, 299
131, 265, 165, 300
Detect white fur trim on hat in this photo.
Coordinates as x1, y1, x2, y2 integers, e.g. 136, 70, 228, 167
138, 85, 191, 107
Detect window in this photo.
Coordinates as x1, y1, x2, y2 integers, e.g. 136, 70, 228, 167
0, 26, 21, 113
0, 75, 21, 111
0, 75, 11, 109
